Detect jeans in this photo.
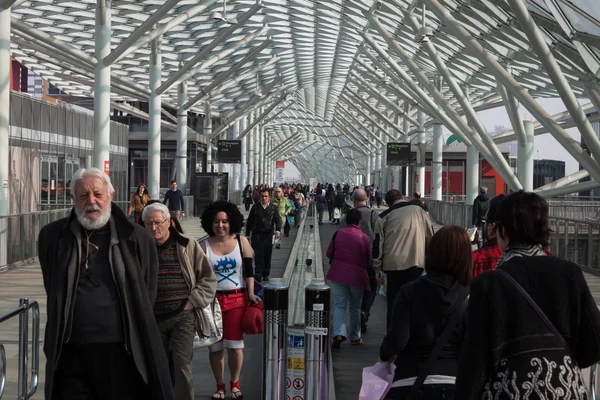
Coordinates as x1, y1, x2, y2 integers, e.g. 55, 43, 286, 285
386, 268, 423, 329
330, 281, 364, 341
157, 309, 196, 400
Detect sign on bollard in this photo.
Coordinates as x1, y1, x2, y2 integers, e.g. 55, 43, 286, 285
286, 327, 305, 400
304, 278, 331, 400
262, 278, 289, 400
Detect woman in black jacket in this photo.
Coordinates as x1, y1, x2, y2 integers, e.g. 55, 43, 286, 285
380, 225, 472, 399
455, 190, 600, 399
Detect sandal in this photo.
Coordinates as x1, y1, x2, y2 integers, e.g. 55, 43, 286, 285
230, 380, 244, 399
212, 383, 226, 399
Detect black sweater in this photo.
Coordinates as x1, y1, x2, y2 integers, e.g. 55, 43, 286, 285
456, 256, 600, 399
380, 271, 469, 381
245, 203, 282, 236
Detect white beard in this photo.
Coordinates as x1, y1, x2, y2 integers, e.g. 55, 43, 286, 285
75, 204, 111, 230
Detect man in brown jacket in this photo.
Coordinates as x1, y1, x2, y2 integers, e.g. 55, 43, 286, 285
143, 203, 217, 400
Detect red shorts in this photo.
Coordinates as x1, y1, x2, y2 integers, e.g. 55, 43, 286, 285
216, 292, 248, 342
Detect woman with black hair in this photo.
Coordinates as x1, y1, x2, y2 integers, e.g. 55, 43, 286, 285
456, 190, 600, 399
200, 201, 259, 399
127, 183, 150, 224
242, 184, 253, 211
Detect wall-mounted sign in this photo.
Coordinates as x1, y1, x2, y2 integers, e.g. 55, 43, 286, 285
276, 160, 285, 168
216, 140, 242, 163
386, 142, 411, 166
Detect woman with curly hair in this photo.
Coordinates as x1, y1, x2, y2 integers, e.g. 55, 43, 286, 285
200, 201, 259, 399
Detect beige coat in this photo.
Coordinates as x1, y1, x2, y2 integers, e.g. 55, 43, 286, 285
372, 202, 434, 274
171, 229, 217, 337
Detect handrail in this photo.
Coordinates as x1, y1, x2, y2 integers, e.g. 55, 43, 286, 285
591, 363, 598, 400
0, 298, 40, 400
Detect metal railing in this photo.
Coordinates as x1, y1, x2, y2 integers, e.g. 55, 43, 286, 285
0, 298, 40, 400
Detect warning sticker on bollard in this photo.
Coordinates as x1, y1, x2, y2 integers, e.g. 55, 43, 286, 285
305, 326, 328, 335
287, 327, 305, 400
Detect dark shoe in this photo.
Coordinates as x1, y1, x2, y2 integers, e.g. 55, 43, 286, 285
351, 338, 363, 345
263, 275, 269, 281
332, 335, 345, 349
276, 244, 281, 249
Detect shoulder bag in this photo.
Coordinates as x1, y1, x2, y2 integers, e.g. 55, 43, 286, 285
406, 293, 468, 399
193, 240, 223, 349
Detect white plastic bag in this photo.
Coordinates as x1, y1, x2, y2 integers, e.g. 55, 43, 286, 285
193, 297, 223, 349
359, 361, 396, 400
333, 207, 342, 219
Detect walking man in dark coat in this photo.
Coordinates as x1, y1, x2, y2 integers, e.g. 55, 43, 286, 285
38, 167, 174, 400
246, 188, 282, 282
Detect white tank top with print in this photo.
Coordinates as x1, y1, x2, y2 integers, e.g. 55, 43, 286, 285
204, 240, 245, 291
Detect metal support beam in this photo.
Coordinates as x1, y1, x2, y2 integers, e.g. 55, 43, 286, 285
110, 0, 219, 63
176, 78, 188, 195
518, 121, 535, 191
338, 100, 386, 147
422, 0, 600, 182
466, 146, 479, 206
182, 40, 273, 110
235, 95, 287, 140
104, 0, 183, 66
247, 112, 254, 185
497, 81, 527, 147
432, 122, 443, 201
205, 102, 213, 172
344, 87, 404, 137
148, 37, 162, 199
158, 22, 268, 95
334, 108, 382, 148
94, 0, 111, 172
537, 181, 600, 198
0, 6, 9, 218
508, 0, 600, 163
239, 116, 247, 190
231, 120, 239, 191
534, 169, 590, 192
349, 70, 420, 126
416, 110, 425, 196
209, 77, 284, 139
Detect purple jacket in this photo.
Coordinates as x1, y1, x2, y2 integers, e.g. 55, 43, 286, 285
326, 225, 372, 291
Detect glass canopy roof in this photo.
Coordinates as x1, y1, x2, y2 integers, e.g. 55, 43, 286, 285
9, 0, 600, 182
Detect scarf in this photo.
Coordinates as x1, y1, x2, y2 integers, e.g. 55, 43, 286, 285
496, 243, 547, 268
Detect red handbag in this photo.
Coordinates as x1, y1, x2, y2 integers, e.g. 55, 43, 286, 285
242, 301, 263, 335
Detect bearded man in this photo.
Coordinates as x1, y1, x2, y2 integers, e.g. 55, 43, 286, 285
38, 167, 174, 400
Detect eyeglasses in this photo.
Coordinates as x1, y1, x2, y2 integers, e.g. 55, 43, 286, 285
145, 219, 168, 228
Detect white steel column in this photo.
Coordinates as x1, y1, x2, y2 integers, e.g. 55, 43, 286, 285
148, 36, 162, 199
518, 120, 535, 191
94, 0, 111, 172
0, 7, 9, 219
204, 102, 213, 173
382, 132, 388, 192
416, 110, 426, 196
366, 155, 372, 186
257, 116, 263, 184
432, 122, 443, 200
231, 120, 239, 191
466, 146, 479, 205
239, 116, 247, 189
254, 113, 260, 184
247, 112, 254, 185
176, 78, 188, 195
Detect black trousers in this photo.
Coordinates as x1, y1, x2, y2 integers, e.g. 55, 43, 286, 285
386, 267, 423, 329
53, 343, 149, 400
252, 232, 273, 279
317, 209, 324, 224
284, 218, 291, 236
386, 384, 455, 399
361, 265, 378, 321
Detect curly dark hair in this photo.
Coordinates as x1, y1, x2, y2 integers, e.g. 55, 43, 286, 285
200, 200, 245, 236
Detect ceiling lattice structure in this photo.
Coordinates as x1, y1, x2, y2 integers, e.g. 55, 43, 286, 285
9, 0, 600, 183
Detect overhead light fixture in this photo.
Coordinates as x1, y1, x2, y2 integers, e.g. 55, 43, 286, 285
212, 0, 238, 25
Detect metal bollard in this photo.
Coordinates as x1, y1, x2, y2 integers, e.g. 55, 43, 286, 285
304, 278, 330, 400
262, 278, 289, 400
